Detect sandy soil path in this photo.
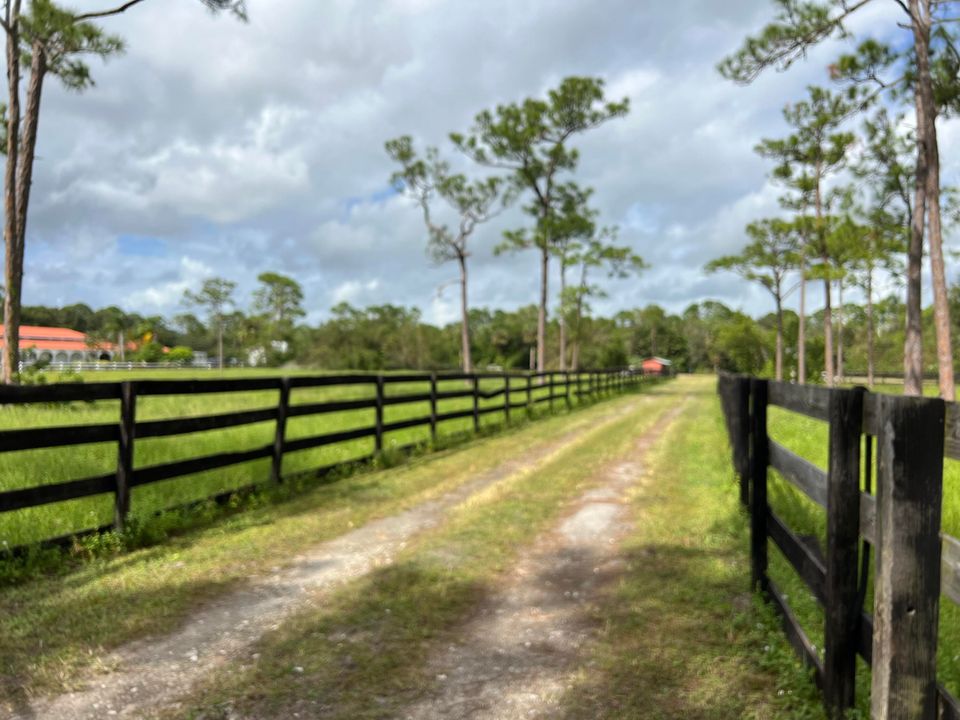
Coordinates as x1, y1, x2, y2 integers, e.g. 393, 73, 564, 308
399, 401, 687, 720
13, 399, 644, 720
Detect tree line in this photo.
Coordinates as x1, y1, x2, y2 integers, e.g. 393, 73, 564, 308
717, 0, 960, 398
24, 280, 960, 379
14, 270, 302, 368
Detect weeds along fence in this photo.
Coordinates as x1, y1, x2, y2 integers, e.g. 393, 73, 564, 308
0, 368, 646, 553
717, 373, 960, 720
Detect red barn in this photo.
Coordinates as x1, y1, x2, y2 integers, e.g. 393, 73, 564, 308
641, 357, 672, 376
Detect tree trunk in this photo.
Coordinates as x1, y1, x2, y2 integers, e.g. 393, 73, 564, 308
823, 272, 834, 387
458, 253, 472, 374
798, 254, 806, 384
775, 293, 784, 382
558, 262, 567, 371
537, 246, 548, 373
15, 44, 45, 261
4, 46, 47, 378
217, 320, 224, 370
904, 0, 928, 397
815, 161, 834, 387
917, 22, 954, 399
836, 278, 844, 383
867, 268, 875, 389
926, 137, 953, 398
571, 287, 584, 371
2, 2, 22, 385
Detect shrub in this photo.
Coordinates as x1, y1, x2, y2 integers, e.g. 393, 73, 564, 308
166, 346, 195, 364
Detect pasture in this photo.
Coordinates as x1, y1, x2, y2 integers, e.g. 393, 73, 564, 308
0, 368, 622, 549
1, 376, 837, 719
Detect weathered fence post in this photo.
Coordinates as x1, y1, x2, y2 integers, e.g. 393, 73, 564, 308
503, 375, 511, 424
472, 374, 480, 432
270, 377, 291, 484
565, 371, 571, 409
871, 394, 945, 720
526, 373, 533, 416
548, 372, 555, 412
577, 372, 583, 403
735, 376, 751, 507
823, 386, 864, 718
429, 372, 438, 443
374, 375, 384, 453
115, 381, 137, 532
749, 377, 769, 594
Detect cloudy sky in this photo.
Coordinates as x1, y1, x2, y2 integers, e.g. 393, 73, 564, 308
22, 0, 943, 326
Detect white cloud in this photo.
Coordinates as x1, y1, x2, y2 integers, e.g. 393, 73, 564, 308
13, 0, 939, 323
331, 278, 381, 305
124, 257, 215, 312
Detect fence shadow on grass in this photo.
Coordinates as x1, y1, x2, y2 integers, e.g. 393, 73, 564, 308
549, 536, 818, 720
168, 560, 495, 719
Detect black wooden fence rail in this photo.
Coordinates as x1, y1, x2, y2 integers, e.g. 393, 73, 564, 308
0, 368, 646, 551
717, 373, 960, 720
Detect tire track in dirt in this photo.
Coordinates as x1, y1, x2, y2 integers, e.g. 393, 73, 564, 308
15, 396, 651, 720
399, 399, 689, 720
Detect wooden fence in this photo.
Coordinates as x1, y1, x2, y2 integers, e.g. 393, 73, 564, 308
717, 373, 960, 720
0, 368, 644, 552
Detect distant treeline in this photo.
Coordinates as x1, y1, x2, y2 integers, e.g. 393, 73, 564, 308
19, 289, 956, 378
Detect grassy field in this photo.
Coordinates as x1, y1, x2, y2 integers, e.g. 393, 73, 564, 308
0, 385, 656, 711
0, 376, 836, 718
549, 375, 828, 719
0, 368, 607, 548
154, 375, 829, 719
764, 381, 960, 713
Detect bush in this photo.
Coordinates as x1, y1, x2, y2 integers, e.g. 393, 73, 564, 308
166, 346, 194, 364
132, 343, 164, 362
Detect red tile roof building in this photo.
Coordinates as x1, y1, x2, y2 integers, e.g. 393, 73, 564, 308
0, 325, 119, 364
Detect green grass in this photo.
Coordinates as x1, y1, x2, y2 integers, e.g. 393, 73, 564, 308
0, 369, 611, 547
546, 376, 827, 719
0, 375, 836, 718
0, 388, 645, 710
159, 380, 687, 719
156, 376, 827, 720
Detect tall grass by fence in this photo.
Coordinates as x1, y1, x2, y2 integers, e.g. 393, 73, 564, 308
0, 368, 647, 554
717, 373, 960, 720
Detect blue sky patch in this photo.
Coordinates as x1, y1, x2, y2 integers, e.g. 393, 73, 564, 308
117, 235, 168, 258
343, 186, 398, 218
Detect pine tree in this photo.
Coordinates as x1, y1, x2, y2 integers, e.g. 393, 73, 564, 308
451, 77, 628, 372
